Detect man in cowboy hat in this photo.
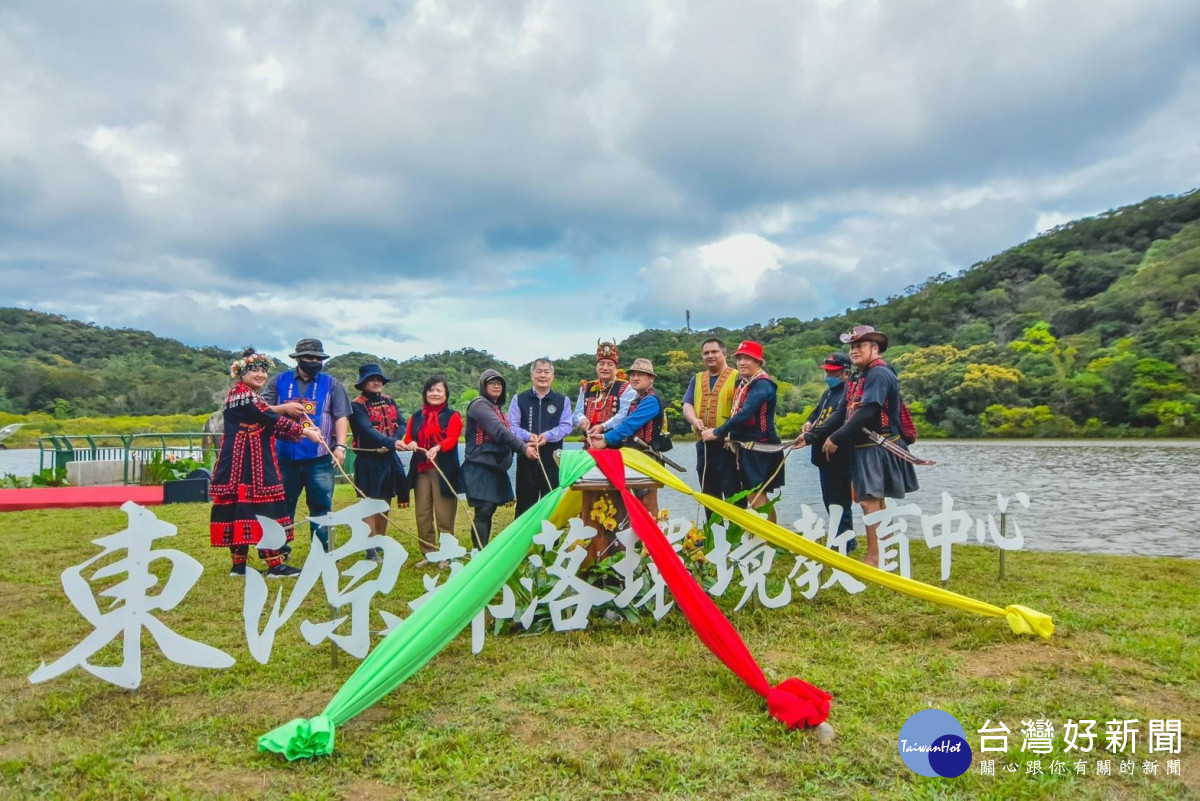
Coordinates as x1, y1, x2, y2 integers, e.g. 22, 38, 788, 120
823, 325, 918, 567
701, 340, 784, 522
796, 352, 856, 552
263, 337, 351, 552
589, 357, 666, 513
682, 338, 739, 501
574, 339, 636, 445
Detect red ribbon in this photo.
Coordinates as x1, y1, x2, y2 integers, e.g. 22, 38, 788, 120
589, 450, 830, 729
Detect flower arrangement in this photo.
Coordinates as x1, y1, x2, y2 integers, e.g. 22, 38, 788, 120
589, 496, 619, 532
230, 352, 274, 378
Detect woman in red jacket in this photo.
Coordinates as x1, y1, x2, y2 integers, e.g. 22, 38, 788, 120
401, 375, 462, 567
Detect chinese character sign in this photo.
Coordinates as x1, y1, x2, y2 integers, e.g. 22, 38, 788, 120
32, 490, 1039, 689
29, 502, 234, 690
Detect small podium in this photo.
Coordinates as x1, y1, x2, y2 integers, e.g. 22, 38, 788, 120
572, 466, 662, 567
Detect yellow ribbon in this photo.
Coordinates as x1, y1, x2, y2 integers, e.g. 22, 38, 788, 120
618, 448, 1054, 639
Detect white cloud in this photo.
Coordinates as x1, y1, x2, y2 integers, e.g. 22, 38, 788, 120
0, 1, 1197, 361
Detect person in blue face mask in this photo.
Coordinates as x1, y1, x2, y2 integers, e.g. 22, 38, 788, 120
261, 337, 352, 558
795, 352, 857, 552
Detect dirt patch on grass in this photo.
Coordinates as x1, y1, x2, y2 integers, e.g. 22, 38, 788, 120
345, 779, 402, 800
508, 712, 542, 747
0, 741, 38, 761
959, 642, 1089, 680
134, 753, 274, 797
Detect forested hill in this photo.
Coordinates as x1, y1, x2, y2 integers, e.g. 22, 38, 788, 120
2, 189, 1199, 436
0, 310, 240, 418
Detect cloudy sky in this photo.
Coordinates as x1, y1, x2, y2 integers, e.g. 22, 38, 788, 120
2, 1, 1198, 364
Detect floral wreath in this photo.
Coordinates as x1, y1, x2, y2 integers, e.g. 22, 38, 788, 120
230, 352, 274, 378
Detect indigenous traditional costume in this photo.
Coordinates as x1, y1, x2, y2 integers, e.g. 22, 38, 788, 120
713, 342, 785, 494
683, 363, 738, 499
349, 364, 409, 504
600, 358, 665, 518
828, 327, 919, 501
463, 369, 528, 548
602, 359, 666, 450
574, 340, 635, 447
209, 354, 306, 572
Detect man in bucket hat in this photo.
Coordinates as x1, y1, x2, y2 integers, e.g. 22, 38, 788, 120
823, 325, 918, 568
589, 357, 666, 514
263, 337, 352, 556
701, 340, 784, 522
796, 352, 856, 552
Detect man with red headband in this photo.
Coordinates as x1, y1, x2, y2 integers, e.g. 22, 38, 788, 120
823, 325, 919, 567
701, 340, 784, 522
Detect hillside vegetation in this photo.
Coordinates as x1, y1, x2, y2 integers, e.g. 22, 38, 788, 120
2, 190, 1198, 439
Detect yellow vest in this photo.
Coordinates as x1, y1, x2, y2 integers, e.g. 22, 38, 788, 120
696, 367, 736, 428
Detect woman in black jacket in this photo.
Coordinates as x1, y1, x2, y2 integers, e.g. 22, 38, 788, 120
462, 368, 537, 549
348, 363, 409, 561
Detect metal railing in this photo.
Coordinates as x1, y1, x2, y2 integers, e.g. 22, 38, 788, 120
38, 433, 217, 484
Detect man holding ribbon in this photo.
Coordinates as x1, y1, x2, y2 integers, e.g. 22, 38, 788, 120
262, 337, 351, 552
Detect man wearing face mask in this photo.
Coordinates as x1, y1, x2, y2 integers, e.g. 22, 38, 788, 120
795, 353, 856, 552
262, 337, 351, 552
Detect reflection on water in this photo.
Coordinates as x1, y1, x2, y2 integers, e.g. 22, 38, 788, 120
3, 441, 1197, 558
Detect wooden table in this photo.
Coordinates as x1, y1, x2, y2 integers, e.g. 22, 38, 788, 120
572, 475, 662, 567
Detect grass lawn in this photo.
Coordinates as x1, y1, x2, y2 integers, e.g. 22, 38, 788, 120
1, 485, 1197, 799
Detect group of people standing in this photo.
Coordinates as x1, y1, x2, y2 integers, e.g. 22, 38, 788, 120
208, 326, 920, 576
682, 327, 918, 567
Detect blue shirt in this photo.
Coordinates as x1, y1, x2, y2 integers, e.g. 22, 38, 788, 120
604, 392, 661, 447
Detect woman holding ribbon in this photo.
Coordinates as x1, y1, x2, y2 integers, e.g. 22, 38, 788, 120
210, 348, 321, 577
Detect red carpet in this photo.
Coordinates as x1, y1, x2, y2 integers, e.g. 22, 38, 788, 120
0, 486, 164, 511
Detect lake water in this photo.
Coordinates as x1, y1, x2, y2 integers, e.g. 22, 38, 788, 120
646, 440, 1200, 560
3, 441, 1197, 559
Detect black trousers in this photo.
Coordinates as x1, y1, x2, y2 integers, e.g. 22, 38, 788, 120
515, 446, 561, 516
817, 463, 854, 534
469, 500, 497, 550
696, 440, 740, 500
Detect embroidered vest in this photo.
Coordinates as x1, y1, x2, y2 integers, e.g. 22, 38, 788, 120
581, 379, 628, 427
846, 358, 902, 437
462, 398, 517, 472
728, 372, 779, 444
275, 371, 333, 460
466, 402, 510, 447
623, 389, 665, 448
695, 367, 735, 428
352, 394, 399, 447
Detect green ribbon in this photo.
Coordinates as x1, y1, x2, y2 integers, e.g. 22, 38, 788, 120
258, 450, 598, 760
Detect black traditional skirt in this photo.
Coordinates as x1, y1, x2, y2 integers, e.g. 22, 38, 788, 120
353, 451, 409, 503
851, 440, 919, 501
735, 447, 785, 493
